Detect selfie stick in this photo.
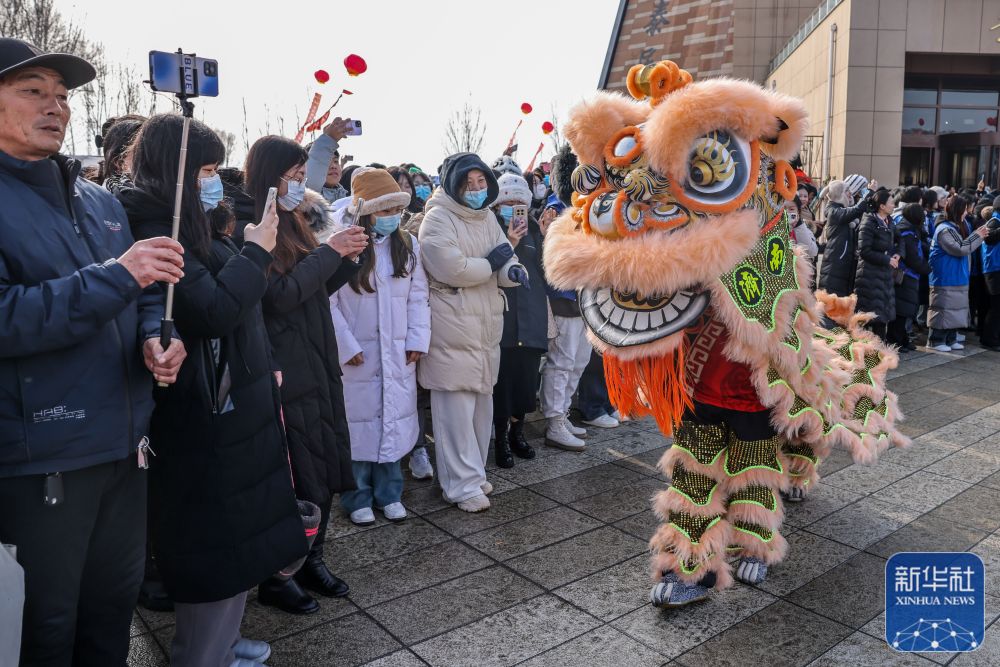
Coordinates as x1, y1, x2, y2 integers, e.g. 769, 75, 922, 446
157, 50, 197, 387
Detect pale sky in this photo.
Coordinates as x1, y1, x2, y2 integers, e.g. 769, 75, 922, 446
56, 0, 622, 174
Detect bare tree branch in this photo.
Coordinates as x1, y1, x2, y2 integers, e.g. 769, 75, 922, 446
443, 101, 486, 156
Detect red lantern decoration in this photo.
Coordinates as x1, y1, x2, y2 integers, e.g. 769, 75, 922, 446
344, 54, 367, 77
917, 117, 924, 126
542, 121, 555, 135
314, 69, 330, 84
988, 116, 998, 127
520, 102, 533, 115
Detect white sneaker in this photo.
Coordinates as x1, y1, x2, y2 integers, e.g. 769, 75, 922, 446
481, 481, 494, 496
545, 416, 586, 451
457, 494, 490, 512
956, 333, 966, 342
409, 446, 433, 480
951, 342, 965, 350
582, 413, 620, 428
930, 344, 952, 352
611, 410, 623, 421
564, 415, 587, 437
349, 507, 376, 526
379, 502, 407, 521
234, 638, 271, 663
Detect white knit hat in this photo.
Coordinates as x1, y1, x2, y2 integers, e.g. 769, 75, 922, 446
843, 173, 868, 196
496, 173, 532, 206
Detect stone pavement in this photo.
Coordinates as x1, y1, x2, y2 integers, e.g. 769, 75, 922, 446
128, 345, 1000, 666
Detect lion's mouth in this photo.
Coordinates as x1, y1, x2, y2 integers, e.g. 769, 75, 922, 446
579, 286, 710, 347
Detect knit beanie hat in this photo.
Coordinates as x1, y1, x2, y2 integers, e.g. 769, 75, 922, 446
349, 167, 411, 215
843, 173, 868, 196
493, 155, 522, 177
496, 173, 532, 205
930, 186, 948, 202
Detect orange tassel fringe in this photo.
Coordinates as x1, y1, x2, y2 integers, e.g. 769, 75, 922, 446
603, 346, 692, 435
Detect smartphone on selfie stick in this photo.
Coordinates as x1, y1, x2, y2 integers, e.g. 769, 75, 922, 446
146, 48, 219, 386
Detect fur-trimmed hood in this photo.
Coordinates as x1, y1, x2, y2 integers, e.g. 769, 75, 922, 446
299, 188, 338, 243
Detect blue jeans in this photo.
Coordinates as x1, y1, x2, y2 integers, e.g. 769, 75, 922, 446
577, 350, 614, 420
341, 460, 404, 512
929, 328, 957, 346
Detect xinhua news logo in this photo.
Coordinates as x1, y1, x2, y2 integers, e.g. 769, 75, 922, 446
885, 552, 985, 653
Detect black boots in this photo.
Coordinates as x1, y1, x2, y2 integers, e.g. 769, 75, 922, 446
258, 577, 320, 615
494, 422, 515, 468
509, 419, 536, 459
295, 555, 350, 598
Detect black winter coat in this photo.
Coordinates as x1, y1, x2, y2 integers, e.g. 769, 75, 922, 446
894, 218, 930, 319
818, 200, 867, 296
119, 187, 306, 603
257, 232, 360, 508
500, 218, 549, 350
854, 212, 898, 324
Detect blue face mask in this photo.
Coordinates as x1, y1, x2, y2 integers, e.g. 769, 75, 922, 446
199, 174, 223, 211
279, 178, 306, 211
463, 189, 489, 209
415, 184, 431, 201
372, 213, 401, 236
543, 175, 550, 186
499, 205, 514, 224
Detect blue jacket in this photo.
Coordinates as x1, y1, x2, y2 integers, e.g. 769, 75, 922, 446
981, 212, 1000, 276
0, 152, 162, 477
930, 222, 970, 288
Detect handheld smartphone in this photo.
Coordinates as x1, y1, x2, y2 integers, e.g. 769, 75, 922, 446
345, 120, 363, 136
148, 50, 219, 97
352, 198, 367, 226
512, 205, 528, 230
264, 186, 278, 214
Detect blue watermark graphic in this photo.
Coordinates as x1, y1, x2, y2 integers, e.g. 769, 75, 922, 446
885, 552, 985, 653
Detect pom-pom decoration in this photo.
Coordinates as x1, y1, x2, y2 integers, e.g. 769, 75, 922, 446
521, 102, 533, 115
344, 54, 368, 77
542, 121, 555, 135
314, 70, 330, 84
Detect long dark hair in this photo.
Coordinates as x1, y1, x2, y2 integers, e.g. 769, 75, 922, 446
97, 115, 145, 184
243, 136, 315, 273
131, 114, 225, 260
348, 214, 416, 294
388, 166, 421, 213
946, 195, 970, 236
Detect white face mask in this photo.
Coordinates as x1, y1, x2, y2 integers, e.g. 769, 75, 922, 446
533, 184, 547, 199
279, 178, 306, 211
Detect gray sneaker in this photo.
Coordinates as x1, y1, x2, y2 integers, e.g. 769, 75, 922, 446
734, 556, 768, 584
649, 571, 710, 607
409, 446, 433, 480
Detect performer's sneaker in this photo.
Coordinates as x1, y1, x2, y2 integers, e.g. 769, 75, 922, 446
649, 572, 710, 608
734, 557, 768, 584
781, 486, 806, 503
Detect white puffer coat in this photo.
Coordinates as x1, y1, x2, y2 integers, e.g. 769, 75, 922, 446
330, 234, 431, 463
417, 190, 521, 394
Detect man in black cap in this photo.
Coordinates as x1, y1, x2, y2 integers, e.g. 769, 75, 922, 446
0, 38, 187, 665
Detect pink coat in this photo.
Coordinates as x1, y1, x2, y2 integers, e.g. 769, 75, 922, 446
330, 235, 431, 463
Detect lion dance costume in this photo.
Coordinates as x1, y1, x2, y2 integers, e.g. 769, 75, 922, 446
543, 61, 909, 606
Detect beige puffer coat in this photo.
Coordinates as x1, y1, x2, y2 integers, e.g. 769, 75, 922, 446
417, 190, 521, 394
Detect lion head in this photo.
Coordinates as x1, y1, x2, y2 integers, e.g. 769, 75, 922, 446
545, 61, 808, 361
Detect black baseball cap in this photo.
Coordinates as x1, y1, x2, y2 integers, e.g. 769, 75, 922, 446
0, 38, 96, 89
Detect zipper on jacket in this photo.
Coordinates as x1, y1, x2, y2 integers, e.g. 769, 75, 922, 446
66, 188, 136, 453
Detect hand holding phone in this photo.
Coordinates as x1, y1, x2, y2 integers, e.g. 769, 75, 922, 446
345, 120, 363, 136
245, 188, 279, 252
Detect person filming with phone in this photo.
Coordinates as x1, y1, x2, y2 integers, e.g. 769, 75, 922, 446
0, 39, 186, 665
489, 173, 548, 468
118, 114, 306, 667
242, 135, 368, 615
305, 117, 356, 204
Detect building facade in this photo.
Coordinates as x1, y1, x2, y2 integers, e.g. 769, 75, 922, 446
601, 0, 1000, 188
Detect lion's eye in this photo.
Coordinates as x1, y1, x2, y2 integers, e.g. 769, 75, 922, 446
613, 135, 637, 157
683, 130, 751, 203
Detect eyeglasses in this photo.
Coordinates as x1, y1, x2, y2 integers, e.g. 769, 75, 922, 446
281, 174, 305, 186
